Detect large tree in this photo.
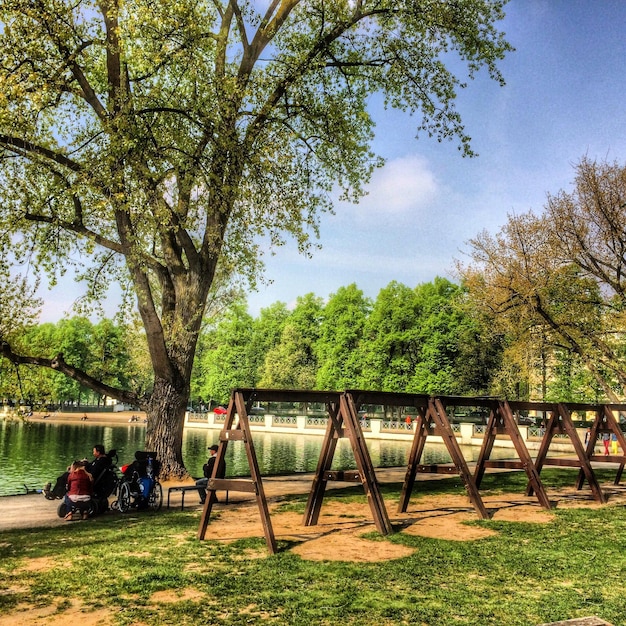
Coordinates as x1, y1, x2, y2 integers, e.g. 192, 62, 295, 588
461, 159, 626, 402
0, 0, 511, 476
315, 283, 371, 390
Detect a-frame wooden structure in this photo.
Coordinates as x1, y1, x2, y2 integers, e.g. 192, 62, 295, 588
577, 403, 626, 488
345, 391, 491, 519
197, 389, 626, 553
473, 399, 551, 509
198, 388, 394, 553
520, 402, 605, 503
197, 389, 278, 552
303, 391, 392, 535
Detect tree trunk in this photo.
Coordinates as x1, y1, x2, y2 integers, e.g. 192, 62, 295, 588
145, 377, 190, 480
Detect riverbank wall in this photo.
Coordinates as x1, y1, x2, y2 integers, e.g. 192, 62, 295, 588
3, 409, 593, 454
185, 411, 589, 453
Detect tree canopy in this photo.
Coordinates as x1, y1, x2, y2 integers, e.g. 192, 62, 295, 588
0, 0, 512, 476
460, 158, 626, 402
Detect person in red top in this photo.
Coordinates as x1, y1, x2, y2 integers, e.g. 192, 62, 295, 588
64, 461, 93, 521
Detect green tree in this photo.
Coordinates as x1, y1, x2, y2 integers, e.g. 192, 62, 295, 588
197, 302, 257, 404
6, 323, 61, 406
90, 319, 134, 402
315, 284, 371, 390
260, 294, 322, 389
356, 281, 420, 392
249, 301, 291, 383
445, 283, 505, 395
409, 277, 471, 394
0, 0, 511, 476
2, 317, 138, 406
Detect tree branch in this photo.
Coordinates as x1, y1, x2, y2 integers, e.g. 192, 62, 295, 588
0, 340, 142, 408
0, 135, 82, 172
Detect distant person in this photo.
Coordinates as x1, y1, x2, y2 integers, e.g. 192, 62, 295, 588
611, 432, 618, 455
602, 432, 611, 456
196, 444, 226, 505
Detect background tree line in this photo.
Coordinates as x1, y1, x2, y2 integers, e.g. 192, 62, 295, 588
4, 158, 626, 411
2, 277, 502, 407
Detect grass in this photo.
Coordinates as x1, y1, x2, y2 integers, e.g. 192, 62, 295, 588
1, 469, 625, 625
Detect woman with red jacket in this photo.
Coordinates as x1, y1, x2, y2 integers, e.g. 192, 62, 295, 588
64, 461, 93, 521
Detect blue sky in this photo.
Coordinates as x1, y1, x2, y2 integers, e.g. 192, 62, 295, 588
39, 0, 626, 321
245, 0, 626, 315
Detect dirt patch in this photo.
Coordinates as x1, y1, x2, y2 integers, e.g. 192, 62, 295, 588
402, 511, 498, 541
150, 587, 205, 603
291, 526, 415, 561
15, 557, 56, 573
197, 485, 626, 561
197, 495, 545, 560
0, 600, 112, 626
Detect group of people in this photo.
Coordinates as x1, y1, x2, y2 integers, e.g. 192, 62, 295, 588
45, 442, 224, 518
585, 428, 621, 456
44, 444, 113, 521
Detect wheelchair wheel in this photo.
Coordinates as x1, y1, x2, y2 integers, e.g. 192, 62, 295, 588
117, 481, 132, 513
148, 481, 163, 511
57, 501, 68, 518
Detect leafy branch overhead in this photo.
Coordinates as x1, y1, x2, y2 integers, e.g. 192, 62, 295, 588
0, 0, 512, 475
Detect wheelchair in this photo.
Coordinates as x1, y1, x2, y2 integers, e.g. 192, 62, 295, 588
113, 451, 163, 513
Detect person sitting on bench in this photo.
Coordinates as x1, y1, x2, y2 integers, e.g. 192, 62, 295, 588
196, 444, 225, 504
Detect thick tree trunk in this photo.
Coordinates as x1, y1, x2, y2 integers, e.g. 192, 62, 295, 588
145, 377, 190, 480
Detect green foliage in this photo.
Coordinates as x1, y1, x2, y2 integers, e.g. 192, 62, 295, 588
197, 302, 257, 403
2, 276, 509, 406
259, 294, 323, 390
356, 281, 422, 391
315, 284, 371, 390
409, 278, 469, 394
0, 317, 143, 405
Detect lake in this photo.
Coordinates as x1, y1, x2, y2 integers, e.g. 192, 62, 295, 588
0, 419, 513, 496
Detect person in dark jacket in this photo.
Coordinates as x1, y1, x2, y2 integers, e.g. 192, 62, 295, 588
196, 444, 226, 504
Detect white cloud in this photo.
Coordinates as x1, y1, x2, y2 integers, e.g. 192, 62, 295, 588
338, 154, 439, 219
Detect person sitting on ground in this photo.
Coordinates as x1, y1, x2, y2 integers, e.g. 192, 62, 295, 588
196, 444, 226, 505
64, 461, 93, 521
44, 444, 110, 500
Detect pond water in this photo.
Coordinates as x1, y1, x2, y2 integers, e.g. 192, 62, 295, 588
0, 419, 514, 496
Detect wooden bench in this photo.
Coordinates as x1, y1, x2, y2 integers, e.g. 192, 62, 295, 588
167, 485, 229, 510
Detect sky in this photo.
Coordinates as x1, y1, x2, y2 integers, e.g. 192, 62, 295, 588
244, 0, 626, 315
39, 0, 626, 321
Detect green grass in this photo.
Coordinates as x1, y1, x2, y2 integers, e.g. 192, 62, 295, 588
1, 469, 625, 625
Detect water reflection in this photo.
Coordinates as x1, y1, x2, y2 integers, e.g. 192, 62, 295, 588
1, 419, 515, 496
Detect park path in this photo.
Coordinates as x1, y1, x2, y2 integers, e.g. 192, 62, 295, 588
0, 468, 410, 532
